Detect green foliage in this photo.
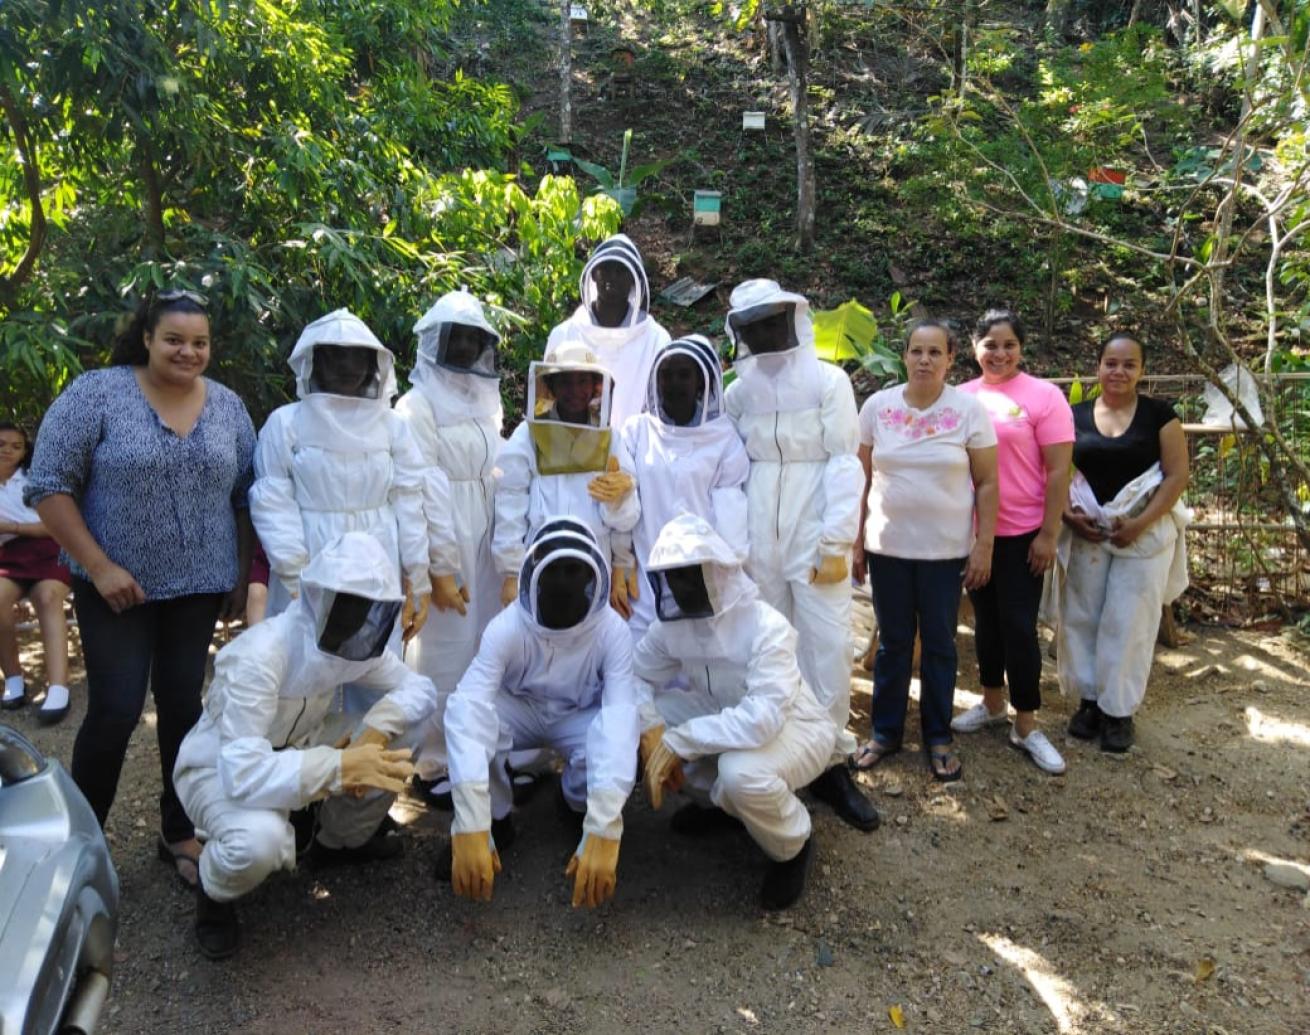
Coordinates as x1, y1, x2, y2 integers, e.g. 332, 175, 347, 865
0, 0, 611, 428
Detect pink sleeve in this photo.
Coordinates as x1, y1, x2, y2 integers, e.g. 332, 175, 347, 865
1034, 381, 1075, 446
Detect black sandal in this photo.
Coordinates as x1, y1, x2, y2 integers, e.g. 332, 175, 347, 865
850, 739, 901, 771
926, 746, 963, 783
157, 835, 202, 889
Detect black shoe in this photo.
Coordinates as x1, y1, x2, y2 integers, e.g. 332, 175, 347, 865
35, 702, 68, 725
809, 765, 880, 832
310, 825, 404, 868
411, 773, 454, 811
555, 783, 585, 838
1100, 715, 1134, 753
1068, 699, 1103, 740
669, 802, 745, 837
760, 836, 814, 911
195, 887, 239, 960
433, 815, 515, 883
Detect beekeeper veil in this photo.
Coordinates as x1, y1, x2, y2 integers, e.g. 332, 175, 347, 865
580, 233, 650, 333
645, 513, 758, 623
299, 531, 404, 662
526, 341, 614, 475
517, 516, 611, 634
288, 309, 397, 450
411, 290, 503, 426
724, 279, 824, 414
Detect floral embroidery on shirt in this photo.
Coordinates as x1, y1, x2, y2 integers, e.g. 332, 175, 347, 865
878, 404, 964, 441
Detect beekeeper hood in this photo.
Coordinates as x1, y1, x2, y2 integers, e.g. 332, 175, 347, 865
288, 309, 397, 450
579, 233, 651, 335
645, 513, 758, 623
411, 289, 503, 426
517, 516, 611, 638
725, 279, 823, 413
527, 340, 614, 475
299, 531, 404, 662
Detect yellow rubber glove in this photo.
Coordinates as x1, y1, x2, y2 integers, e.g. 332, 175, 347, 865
351, 726, 389, 749
609, 567, 639, 619
638, 724, 665, 775
500, 575, 519, 608
587, 456, 635, 504
564, 834, 621, 908
340, 744, 415, 795
809, 553, 849, 585
432, 573, 470, 616
400, 578, 430, 642
451, 831, 502, 902
644, 740, 685, 811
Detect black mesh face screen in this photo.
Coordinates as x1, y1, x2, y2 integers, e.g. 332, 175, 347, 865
317, 592, 401, 660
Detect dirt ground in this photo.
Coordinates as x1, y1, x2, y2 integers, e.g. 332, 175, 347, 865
6, 599, 1308, 1035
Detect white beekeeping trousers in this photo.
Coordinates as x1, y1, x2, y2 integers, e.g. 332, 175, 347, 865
652, 688, 832, 862
1056, 521, 1178, 718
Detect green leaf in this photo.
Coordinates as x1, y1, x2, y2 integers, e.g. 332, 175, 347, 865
812, 299, 879, 362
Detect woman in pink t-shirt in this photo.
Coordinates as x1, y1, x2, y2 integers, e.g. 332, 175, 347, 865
953, 309, 1073, 776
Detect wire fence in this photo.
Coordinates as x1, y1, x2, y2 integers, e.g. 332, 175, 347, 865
1047, 372, 1310, 624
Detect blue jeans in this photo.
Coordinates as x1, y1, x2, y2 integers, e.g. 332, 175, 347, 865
867, 554, 965, 749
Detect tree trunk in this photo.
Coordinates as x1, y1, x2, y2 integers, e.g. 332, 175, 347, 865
773, 7, 814, 253
951, 0, 976, 96
1045, 0, 1072, 38
559, 0, 572, 144
1127, 0, 1146, 28
137, 138, 166, 258
0, 81, 47, 306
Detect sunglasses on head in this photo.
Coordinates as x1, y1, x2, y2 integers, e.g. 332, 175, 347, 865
155, 288, 209, 308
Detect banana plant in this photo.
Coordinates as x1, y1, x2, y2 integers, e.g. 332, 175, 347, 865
571, 129, 673, 216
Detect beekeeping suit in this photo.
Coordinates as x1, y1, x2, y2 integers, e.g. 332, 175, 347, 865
492, 340, 640, 592
722, 280, 863, 759
617, 334, 749, 640
444, 518, 639, 906
251, 309, 445, 620
545, 233, 670, 427
174, 532, 437, 903
634, 514, 835, 863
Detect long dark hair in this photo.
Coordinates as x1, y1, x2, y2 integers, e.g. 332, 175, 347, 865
974, 307, 1026, 345
0, 422, 33, 471
111, 291, 210, 366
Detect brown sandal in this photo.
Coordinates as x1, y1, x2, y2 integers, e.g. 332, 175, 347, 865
850, 739, 902, 771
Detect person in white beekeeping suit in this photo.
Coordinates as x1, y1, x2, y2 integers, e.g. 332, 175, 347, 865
173, 532, 434, 959
493, 340, 640, 608
395, 290, 506, 802
722, 279, 879, 833
637, 513, 841, 910
615, 334, 749, 639
545, 233, 670, 427
443, 517, 639, 909
250, 309, 449, 643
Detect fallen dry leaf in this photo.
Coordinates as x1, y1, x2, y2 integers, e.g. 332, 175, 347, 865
986, 795, 1009, 822
1194, 957, 1216, 983
889, 1004, 906, 1029
1152, 764, 1178, 781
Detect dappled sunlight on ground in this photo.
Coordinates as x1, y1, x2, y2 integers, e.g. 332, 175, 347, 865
1244, 705, 1310, 747
979, 932, 1120, 1033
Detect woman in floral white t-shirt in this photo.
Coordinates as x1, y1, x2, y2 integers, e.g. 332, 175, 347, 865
851, 320, 998, 782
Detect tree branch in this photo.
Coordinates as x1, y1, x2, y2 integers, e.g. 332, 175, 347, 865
0, 80, 48, 306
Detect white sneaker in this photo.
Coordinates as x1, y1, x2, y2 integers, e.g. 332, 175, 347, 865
1009, 728, 1066, 775
951, 702, 1009, 733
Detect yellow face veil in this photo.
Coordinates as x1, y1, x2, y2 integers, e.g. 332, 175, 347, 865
526, 353, 615, 475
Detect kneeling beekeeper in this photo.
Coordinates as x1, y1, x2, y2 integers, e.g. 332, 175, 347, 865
174, 532, 434, 959
636, 514, 841, 910
443, 517, 639, 909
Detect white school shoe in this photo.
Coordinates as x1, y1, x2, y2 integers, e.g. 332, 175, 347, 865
951, 701, 1009, 733
1009, 728, 1066, 775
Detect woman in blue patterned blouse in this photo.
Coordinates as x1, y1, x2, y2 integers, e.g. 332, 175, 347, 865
26, 290, 256, 888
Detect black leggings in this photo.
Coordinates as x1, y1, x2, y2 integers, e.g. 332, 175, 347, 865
71, 579, 222, 841
967, 530, 1044, 712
